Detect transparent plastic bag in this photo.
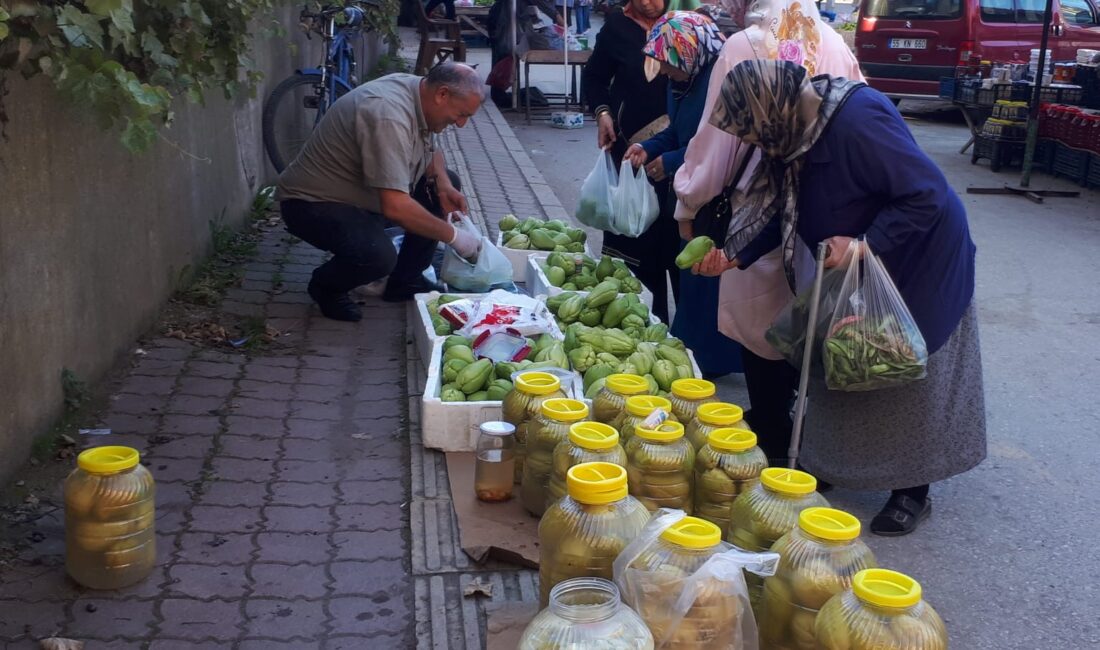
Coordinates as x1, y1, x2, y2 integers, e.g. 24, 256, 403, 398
439, 215, 513, 292
576, 151, 617, 232
764, 268, 846, 374
822, 240, 928, 391
614, 509, 779, 650
576, 151, 659, 238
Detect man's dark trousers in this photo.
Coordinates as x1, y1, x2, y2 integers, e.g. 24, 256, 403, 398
280, 169, 461, 296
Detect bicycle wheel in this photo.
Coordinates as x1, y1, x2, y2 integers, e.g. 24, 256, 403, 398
262, 73, 347, 173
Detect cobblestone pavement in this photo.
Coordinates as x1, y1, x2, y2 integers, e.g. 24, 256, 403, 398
0, 99, 560, 649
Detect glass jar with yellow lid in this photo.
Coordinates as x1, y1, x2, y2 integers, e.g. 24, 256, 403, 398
625, 420, 694, 513
502, 371, 568, 484
521, 398, 590, 516
618, 395, 679, 444
815, 568, 948, 650
592, 373, 649, 428
547, 421, 627, 507
538, 462, 652, 607
759, 507, 878, 650
668, 378, 719, 424
685, 402, 750, 453
694, 428, 769, 532
64, 446, 156, 589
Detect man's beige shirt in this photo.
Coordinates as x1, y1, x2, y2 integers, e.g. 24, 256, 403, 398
275, 74, 436, 212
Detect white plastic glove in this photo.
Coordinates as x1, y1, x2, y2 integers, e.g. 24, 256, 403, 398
448, 220, 481, 261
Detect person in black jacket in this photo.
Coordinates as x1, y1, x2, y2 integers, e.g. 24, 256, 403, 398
581, 0, 678, 323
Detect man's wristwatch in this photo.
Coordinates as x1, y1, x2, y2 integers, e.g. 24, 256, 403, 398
594, 105, 611, 120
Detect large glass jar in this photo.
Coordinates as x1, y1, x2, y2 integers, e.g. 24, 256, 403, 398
64, 446, 156, 589
502, 371, 567, 484
816, 569, 948, 650
592, 373, 649, 428
474, 421, 516, 503
547, 421, 627, 506
685, 402, 750, 453
668, 378, 718, 424
538, 462, 652, 607
694, 428, 769, 532
625, 421, 694, 513
521, 398, 590, 516
620, 516, 750, 649
726, 468, 830, 613
519, 577, 654, 650
619, 395, 680, 444
759, 508, 878, 650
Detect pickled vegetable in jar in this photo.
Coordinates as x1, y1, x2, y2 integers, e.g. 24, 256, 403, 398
502, 371, 567, 484
759, 507, 878, 650
521, 398, 590, 516
592, 373, 649, 429
538, 462, 652, 607
65, 446, 156, 590
816, 569, 948, 650
693, 428, 768, 532
668, 379, 718, 424
685, 402, 750, 453
726, 468, 830, 614
520, 577, 654, 650
625, 421, 694, 513
619, 395, 679, 445
547, 421, 627, 507
474, 421, 517, 503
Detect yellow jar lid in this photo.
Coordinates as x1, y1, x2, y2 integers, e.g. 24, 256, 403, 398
78, 446, 140, 475
540, 398, 589, 422
569, 422, 619, 450
760, 467, 817, 495
670, 378, 715, 400
515, 371, 562, 396
605, 373, 648, 396
635, 421, 685, 442
707, 427, 757, 452
799, 507, 861, 541
853, 569, 922, 609
625, 395, 672, 417
567, 462, 628, 504
696, 402, 744, 426
660, 516, 722, 549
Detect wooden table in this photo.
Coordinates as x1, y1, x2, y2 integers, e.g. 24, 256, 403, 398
455, 5, 491, 39
519, 48, 593, 123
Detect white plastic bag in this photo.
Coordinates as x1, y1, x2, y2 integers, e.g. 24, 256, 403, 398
440, 290, 563, 339
575, 151, 660, 238
439, 215, 513, 293
614, 509, 779, 650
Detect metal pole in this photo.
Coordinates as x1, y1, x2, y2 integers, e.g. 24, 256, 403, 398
563, 1, 569, 104
787, 242, 830, 469
1020, 0, 1055, 188
511, 0, 519, 111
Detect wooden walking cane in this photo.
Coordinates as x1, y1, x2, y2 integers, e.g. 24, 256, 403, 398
787, 242, 830, 470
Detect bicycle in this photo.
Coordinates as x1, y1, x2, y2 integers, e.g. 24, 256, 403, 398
262, 1, 378, 173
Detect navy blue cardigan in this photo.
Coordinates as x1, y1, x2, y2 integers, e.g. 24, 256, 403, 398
738, 86, 976, 354
639, 65, 714, 179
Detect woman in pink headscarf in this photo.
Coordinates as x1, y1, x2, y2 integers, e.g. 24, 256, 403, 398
672, 0, 862, 464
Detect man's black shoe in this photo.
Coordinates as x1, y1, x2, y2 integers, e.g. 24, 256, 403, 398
308, 283, 363, 322
382, 276, 446, 303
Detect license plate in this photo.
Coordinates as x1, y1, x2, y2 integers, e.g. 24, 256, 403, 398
889, 38, 927, 49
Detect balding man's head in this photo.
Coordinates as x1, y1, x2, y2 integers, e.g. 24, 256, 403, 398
421, 63, 485, 133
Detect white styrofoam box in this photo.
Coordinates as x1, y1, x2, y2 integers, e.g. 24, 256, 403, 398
550, 111, 585, 129
420, 339, 586, 451
494, 231, 591, 283
526, 256, 654, 308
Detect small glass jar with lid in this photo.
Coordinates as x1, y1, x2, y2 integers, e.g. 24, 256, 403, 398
474, 421, 517, 503
65, 446, 156, 590
685, 402, 750, 453
547, 421, 627, 507
520, 398, 590, 517
759, 507, 878, 650
815, 569, 948, 650
519, 577, 654, 650
538, 462, 652, 607
619, 395, 678, 444
693, 428, 769, 532
591, 373, 649, 428
501, 371, 567, 484
625, 420, 694, 513
668, 378, 719, 424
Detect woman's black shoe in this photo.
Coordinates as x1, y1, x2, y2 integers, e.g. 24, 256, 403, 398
871, 494, 931, 537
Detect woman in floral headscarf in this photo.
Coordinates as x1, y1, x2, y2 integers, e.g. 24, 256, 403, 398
622, 11, 742, 378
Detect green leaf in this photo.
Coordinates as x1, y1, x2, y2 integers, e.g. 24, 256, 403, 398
0, 8, 11, 21
0, 23, 9, 42
57, 6, 104, 49
120, 117, 156, 152
9, 1, 37, 19
85, 0, 124, 17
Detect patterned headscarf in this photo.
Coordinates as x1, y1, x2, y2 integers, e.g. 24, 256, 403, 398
709, 59, 864, 290
642, 11, 726, 94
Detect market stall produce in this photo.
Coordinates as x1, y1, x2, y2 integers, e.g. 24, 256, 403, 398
502, 372, 568, 483
815, 569, 948, 650
499, 214, 589, 253
547, 422, 627, 506
693, 429, 768, 532
520, 398, 590, 516
539, 254, 645, 294
625, 421, 695, 513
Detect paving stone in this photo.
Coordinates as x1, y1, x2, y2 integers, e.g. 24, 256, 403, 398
262, 505, 334, 533
266, 302, 313, 319
175, 533, 257, 565
280, 438, 335, 462
334, 503, 405, 531
0, 567, 81, 602
291, 383, 344, 403
269, 481, 338, 507
133, 358, 188, 377
338, 458, 407, 484
326, 592, 411, 636
224, 415, 286, 437
140, 345, 193, 361
244, 598, 327, 639
187, 361, 242, 379
67, 597, 156, 639
160, 414, 222, 436
231, 397, 292, 420
332, 530, 405, 561
297, 369, 347, 387
239, 639, 321, 649
250, 355, 300, 368
148, 640, 228, 650
175, 376, 235, 397
166, 563, 250, 599
248, 563, 330, 599
198, 479, 269, 508
328, 560, 408, 596
108, 392, 167, 415
151, 435, 215, 459
276, 460, 340, 483
243, 364, 298, 384
112, 565, 169, 599
237, 379, 296, 401
0, 599, 67, 640
218, 434, 282, 461
254, 531, 334, 564
116, 374, 178, 396
150, 456, 207, 484
349, 383, 403, 404
188, 505, 263, 534
158, 598, 245, 641
284, 418, 338, 440
155, 507, 188, 534
166, 394, 225, 416
101, 413, 161, 435
82, 432, 152, 455
209, 457, 278, 482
